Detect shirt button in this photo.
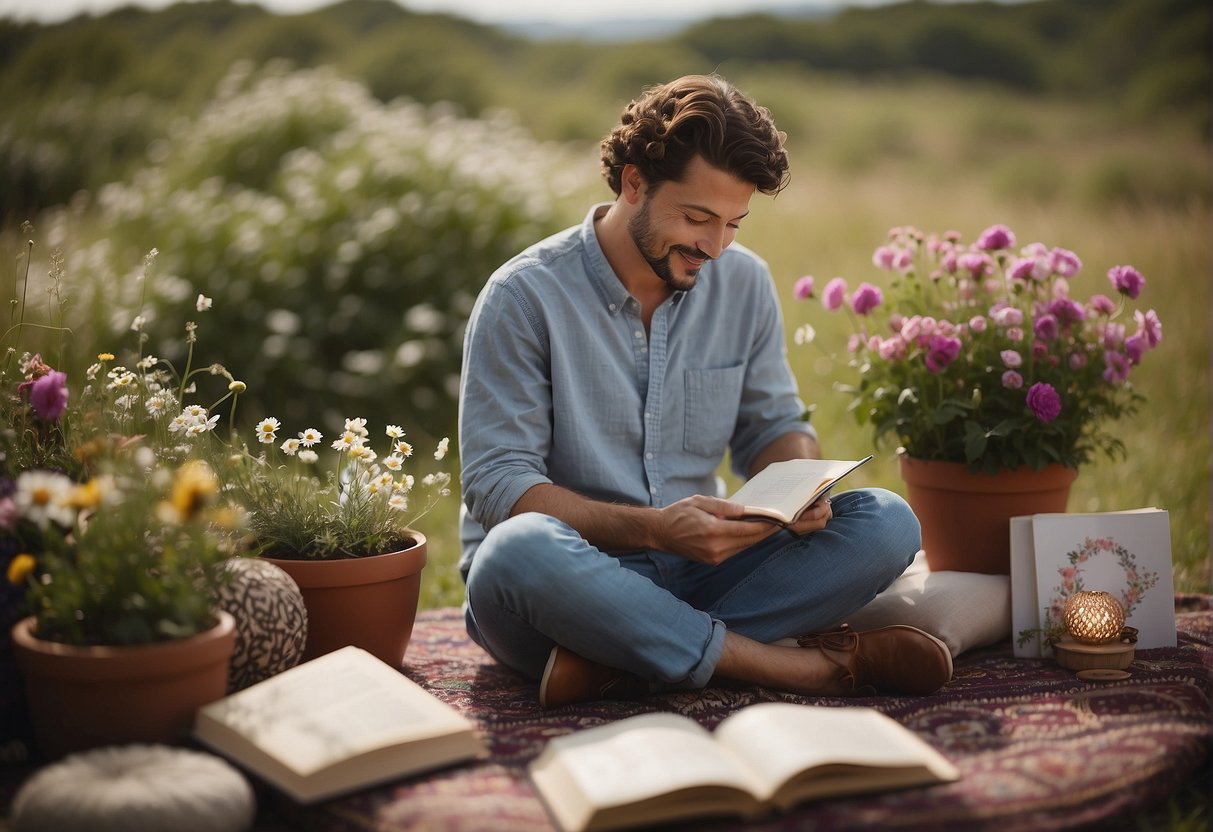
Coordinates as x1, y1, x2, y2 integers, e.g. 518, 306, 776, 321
649, 486, 657, 494
609, 303, 617, 311
634, 330, 643, 339
645, 452, 653, 460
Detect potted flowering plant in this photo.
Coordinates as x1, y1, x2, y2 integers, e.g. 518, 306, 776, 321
1, 243, 243, 756
219, 416, 451, 664
794, 224, 1161, 573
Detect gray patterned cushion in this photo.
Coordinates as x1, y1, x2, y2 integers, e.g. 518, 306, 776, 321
216, 557, 308, 692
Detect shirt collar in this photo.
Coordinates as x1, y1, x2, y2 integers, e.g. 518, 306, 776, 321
580, 203, 688, 317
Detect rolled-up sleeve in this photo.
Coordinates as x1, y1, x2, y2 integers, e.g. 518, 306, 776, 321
458, 276, 554, 532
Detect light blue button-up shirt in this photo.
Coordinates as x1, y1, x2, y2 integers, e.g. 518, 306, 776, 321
458, 204, 813, 573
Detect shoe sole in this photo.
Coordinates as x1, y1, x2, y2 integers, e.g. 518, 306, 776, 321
537, 646, 561, 708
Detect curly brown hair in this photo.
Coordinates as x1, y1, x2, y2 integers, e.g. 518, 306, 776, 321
600, 74, 789, 197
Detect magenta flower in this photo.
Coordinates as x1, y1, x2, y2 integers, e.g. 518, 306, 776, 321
1135, 308, 1162, 348
1001, 370, 1023, 389
924, 335, 962, 373
991, 306, 1024, 328
822, 277, 848, 312
1026, 382, 1062, 423
1108, 265, 1145, 299
872, 246, 896, 270
793, 275, 815, 300
1034, 313, 1059, 341
30, 370, 69, 422
851, 282, 883, 316
1103, 350, 1131, 384
1048, 298, 1085, 327
976, 224, 1015, 251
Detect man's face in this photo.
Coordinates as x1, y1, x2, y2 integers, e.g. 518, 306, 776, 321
625, 155, 755, 292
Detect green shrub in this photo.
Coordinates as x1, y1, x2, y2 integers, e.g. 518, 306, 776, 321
54, 62, 574, 440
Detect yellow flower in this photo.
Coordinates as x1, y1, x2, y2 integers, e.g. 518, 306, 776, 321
97, 352, 115, 361
167, 460, 219, 522
6, 554, 36, 585
66, 477, 106, 510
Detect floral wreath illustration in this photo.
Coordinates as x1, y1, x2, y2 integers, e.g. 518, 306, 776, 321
1042, 536, 1160, 634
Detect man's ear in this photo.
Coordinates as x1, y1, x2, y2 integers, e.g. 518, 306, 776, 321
620, 164, 646, 205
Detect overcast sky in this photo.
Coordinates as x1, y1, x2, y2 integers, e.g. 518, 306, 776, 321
1, 0, 890, 25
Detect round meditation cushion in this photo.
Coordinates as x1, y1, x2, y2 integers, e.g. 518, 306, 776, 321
215, 557, 308, 692
10, 744, 254, 832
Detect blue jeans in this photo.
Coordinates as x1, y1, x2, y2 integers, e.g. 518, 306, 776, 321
462, 487, 920, 690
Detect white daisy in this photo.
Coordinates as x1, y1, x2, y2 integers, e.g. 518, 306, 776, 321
434, 437, 450, 461
256, 417, 281, 444
14, 470, 76, 530
298, 428, 323, 447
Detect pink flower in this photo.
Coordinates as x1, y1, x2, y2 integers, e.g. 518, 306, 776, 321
976, 224, 1016, 251
1008, 257, 1037, 282
940, 249, 958, 274
957, 252, 989, 277
1001, 370, 1023, 389
1124, 333, 1146, 365
1049, 248, 1082, 277
851, 282, 883, 316
793, 275, 816, 300
872, 246, 897, 270
1087, 294, 1117, 316
1068, 352, 1087, 370
924, 335, 962, 373
1026, 382, 1062, 422
1103, 350, 1131, 384
991, 306, 1023, 328
1007, 326, 1024, 342
1103, 322, 1126, 349
1135, 308, 1162, 348
877, 337, 906, 361
822, 277, 848, 311
30, 370, 69, 422
1000, 350, 1022, 368
968, 315, 987, 333
1108, 264, 1145, 299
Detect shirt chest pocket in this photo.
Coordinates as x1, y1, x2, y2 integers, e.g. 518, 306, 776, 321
683, 365, 745, 457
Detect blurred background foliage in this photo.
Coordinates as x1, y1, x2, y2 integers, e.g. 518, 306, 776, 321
0, 0, 1208, 601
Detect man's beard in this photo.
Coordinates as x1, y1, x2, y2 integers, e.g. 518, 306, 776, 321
626, 198, 709, 292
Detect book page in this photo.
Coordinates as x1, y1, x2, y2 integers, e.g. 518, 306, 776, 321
533, 713, 764, 809
198, 646, 474, 777
714, 703, 957, 801
728, 457, 871, 522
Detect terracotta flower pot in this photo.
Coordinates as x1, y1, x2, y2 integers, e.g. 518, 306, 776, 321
264, 533, 426, 667
899, 456, 1078, 575
11, 611, 236, 759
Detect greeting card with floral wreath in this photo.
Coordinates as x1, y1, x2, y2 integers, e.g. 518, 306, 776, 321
1012, 509, 1176, 657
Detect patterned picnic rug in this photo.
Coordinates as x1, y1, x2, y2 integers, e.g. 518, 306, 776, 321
261, 597, 1212, 832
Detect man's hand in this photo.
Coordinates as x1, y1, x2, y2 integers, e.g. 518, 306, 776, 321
655, 495, 783, 565
784, 496, 833, 537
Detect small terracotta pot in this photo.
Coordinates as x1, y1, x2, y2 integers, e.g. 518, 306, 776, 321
899, 456, 1078, 575
11, 611, 236, 759
264, 533, 426, 667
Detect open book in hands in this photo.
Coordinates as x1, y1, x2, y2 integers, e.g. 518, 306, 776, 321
728, 455, 873, 526
529, 702, 959, 832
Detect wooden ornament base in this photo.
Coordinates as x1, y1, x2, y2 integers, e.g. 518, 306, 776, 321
1052, 636, 1135, 672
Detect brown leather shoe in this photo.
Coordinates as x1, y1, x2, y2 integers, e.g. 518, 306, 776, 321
797, 624, 953, 696
538, 646, 650, 708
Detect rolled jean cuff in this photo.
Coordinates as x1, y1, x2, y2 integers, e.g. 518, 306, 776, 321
676, 617, 727, 690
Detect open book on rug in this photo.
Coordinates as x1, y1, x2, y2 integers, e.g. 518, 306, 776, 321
529, 702, 958, 832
